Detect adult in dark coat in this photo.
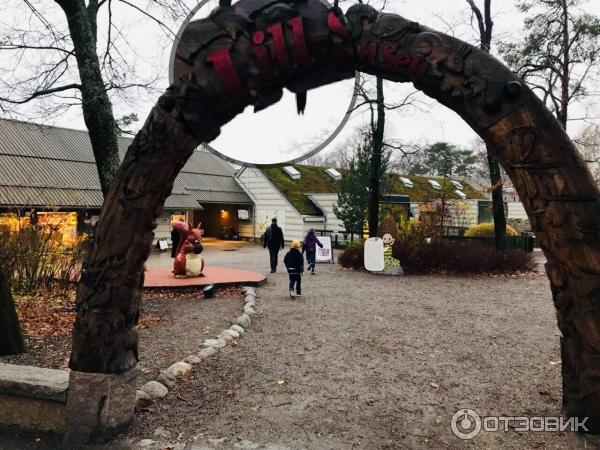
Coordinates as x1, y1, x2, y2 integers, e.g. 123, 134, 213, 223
263, 218, 285, 273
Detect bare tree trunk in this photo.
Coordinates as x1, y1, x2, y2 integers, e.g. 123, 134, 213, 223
488, 150, 507, 250
55, 0, 120, 197
0, 268, 25, 356
559, 0, 570, 129
466, 0, 508, 251
368, 77, 385, 237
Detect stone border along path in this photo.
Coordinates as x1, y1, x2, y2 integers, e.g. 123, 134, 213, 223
136, 287, 258, 408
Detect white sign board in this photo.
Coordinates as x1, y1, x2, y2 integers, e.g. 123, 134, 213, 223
237, 209, 249, 220
316, 235, 333, 263
364, 237, 385, 272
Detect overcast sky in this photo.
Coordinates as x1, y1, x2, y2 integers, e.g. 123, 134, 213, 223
1, 0, 599, 165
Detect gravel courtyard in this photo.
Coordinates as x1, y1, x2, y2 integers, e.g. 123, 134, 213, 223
121, 246, 585, 449
1, 242, 592, 449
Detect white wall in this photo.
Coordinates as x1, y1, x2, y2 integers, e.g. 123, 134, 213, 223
307, 193, 345, 233
236, 167, 305, 242
452, 200, 479, 228
507, 201, 528, 220
154, 210, 173, 242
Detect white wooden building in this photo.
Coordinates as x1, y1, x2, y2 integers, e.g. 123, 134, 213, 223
235, 166, 329, 242
235, 164, 494, 242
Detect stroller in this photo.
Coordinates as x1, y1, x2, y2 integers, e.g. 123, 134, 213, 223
218, 226, 241, 240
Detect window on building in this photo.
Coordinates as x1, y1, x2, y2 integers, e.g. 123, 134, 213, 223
455, 190, 467, 199
478, 201, 493, 223
283, 166, 301, 180
325, 168, 342, 181
451, 180, 464, 190
399, 177, 414, 188
428, 179, 442, 190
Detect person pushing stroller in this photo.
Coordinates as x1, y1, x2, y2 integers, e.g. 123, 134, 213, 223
284, 240, 304, 298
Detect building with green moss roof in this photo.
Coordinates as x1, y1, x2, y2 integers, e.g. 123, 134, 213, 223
235, 163, 495, 242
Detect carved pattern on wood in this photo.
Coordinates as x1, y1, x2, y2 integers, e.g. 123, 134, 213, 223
69, 0, 600, 430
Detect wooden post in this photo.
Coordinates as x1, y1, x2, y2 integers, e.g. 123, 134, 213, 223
0, 268, 25, 356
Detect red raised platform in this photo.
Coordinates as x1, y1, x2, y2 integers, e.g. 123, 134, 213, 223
144, 266, 266, 288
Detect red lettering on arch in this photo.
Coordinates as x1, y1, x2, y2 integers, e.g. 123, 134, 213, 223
267, 22, 292, 73
287, 16, 310, 68
381, 42, 398, 70
327, 11, 349, 40
357, 42, 378, 66
205, 47, 243, 98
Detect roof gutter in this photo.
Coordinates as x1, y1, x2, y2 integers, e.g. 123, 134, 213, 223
302, 216, 325, 222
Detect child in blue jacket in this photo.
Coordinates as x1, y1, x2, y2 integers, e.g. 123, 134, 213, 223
284, 240, 304, 298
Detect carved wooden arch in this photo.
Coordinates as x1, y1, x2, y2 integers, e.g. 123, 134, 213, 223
69, 0, 600, 430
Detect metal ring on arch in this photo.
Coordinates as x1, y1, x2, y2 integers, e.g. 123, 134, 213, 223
168, 0, 360, 168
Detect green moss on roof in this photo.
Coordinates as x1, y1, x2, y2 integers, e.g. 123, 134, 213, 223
382, 174, 485, 201
262, 165, 340, 215
261, 164, 486, 216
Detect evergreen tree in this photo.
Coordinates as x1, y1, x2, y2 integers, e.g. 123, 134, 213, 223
422, 142, 477, 177
334, 133, 375, 235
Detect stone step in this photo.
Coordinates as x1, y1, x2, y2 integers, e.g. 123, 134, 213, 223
0, 363, 69, 402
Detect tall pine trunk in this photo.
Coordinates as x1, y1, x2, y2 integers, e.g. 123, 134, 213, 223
0, 268, 25, 356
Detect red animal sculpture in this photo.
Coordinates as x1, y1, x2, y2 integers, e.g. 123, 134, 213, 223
172, 221, 204, 277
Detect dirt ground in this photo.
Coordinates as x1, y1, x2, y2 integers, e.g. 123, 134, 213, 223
1, 243, 596, 449
0, 287, 243, 388
117, 266, 588, 449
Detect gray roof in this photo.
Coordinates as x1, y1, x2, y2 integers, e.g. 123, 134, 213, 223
0, 119, 252, 209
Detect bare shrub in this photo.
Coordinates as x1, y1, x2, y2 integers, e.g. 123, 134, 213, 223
337, 240, 365, 270
0, 222, 87, 296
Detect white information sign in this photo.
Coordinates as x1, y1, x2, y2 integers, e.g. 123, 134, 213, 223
316, 235, 333, 263
158, 239, 168, 251
364, 237, 385, 272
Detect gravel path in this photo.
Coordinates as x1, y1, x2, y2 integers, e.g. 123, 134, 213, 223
119, 261, 585, 449
1, 243, 591, 449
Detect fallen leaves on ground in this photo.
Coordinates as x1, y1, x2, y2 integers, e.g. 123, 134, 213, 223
14, 288, 170, 338
226, 385, 240, 397
15, 293, 75, 338
138, 315, 170, 330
